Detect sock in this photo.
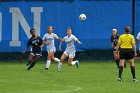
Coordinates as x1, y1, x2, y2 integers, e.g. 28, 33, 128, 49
131, 66, 136, 79
27, 61, 32, 66
71, 61, 77, 65
115, 60, 119, 68
58, 62, 62, 70
46, 60, 51, 69
124, 62, 127, 68
119, 66, 123, 79
27, 61, 35, 70
54, 57, 60, 62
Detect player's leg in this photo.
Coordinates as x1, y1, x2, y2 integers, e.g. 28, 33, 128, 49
128, 50, 137, 82
129, 59, 137, 82
118, 59, 125, 81
27, 55, 40, 70
118, 50, 126, 81
45, 52, 54, 70
68, 52, 79, 68
57, 53, 67, 72
113, 51, 119, 68
51, 55, 60, 63
27, 53, 34, 66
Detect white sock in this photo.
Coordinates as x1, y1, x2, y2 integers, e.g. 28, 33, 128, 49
46, 60, 51, 68
58, 62, 62, 69
54, 57, 60, 62
71, 61, 77, 65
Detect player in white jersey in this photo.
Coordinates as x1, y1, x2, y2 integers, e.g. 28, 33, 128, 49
58, 27, 81, 72
136, 32, 140, 53
43, 26, 61, 71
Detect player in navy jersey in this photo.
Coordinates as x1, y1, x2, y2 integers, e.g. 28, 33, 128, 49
111, 29, 126, 68
24, 28, 43, 70
111, 29, 120, 68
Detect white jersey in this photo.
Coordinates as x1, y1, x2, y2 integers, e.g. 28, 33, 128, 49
43, 33, 58, 49
62, 35, 78, 53
136, 32, 140, 40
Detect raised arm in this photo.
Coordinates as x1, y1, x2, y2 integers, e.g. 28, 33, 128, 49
76, 39, 82, 44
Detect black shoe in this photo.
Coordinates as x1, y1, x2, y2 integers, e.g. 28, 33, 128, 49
44, 68, 48, 71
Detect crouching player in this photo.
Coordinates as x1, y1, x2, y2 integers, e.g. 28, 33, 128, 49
25, 28, 43, 70
58, 27, 81, 72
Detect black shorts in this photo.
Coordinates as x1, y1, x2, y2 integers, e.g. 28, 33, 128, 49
119, 49, 134, 60
30, 51, 42, 56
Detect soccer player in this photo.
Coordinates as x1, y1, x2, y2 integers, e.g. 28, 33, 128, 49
116, 26, 137, 82
58, 27, 81, 72
136, 32, 140, 53
25, 28, 43, 70
111, 29, 120, 68
43, 26, 61, 71
111, 29, 126, 68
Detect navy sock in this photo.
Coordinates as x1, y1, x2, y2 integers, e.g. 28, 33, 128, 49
119, 66, 123, 79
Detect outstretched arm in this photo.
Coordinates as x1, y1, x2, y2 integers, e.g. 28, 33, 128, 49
76, 39, 82, 44
59, 41, 63, 51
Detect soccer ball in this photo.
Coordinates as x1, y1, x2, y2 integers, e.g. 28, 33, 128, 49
79, 14, 86, 21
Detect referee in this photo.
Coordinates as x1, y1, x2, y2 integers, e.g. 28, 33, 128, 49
116, 26, 137, 82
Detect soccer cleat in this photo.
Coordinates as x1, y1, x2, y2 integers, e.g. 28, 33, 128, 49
133, 79, 138, 82
44, 68, 48, 71
118, 78, 122, 82
75, 60, 79, 68
26, 62, 31, 66
57, 68, 61, 72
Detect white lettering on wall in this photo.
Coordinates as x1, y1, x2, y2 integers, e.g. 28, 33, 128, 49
10, 7, 43, 46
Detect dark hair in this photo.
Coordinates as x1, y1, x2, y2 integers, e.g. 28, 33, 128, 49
67, 27, 72, 30
30, 28, 35, 34
125, 26, 130, 33
48, 26, 53, 29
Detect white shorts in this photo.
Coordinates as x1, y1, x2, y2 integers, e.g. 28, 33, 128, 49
64, 51, 75, 58
47, 47, 56, 54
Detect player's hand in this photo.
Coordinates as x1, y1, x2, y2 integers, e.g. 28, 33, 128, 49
114, 47, 117, 49
40, 45, 43, 48
134, 52, 137, 57
78, 41, 82, 44
59, 38, 62, 41
45, 42, 50, 45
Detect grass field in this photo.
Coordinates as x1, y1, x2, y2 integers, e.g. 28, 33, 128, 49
0, 61, 140, 93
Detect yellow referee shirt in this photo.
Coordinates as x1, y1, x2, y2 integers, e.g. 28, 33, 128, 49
118, 34, 135, 49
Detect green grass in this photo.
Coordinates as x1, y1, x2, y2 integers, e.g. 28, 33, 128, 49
0, 61, 140, 93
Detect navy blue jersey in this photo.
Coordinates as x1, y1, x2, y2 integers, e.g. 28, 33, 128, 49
111, 35, 119, 47
27, 36, 42, 52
